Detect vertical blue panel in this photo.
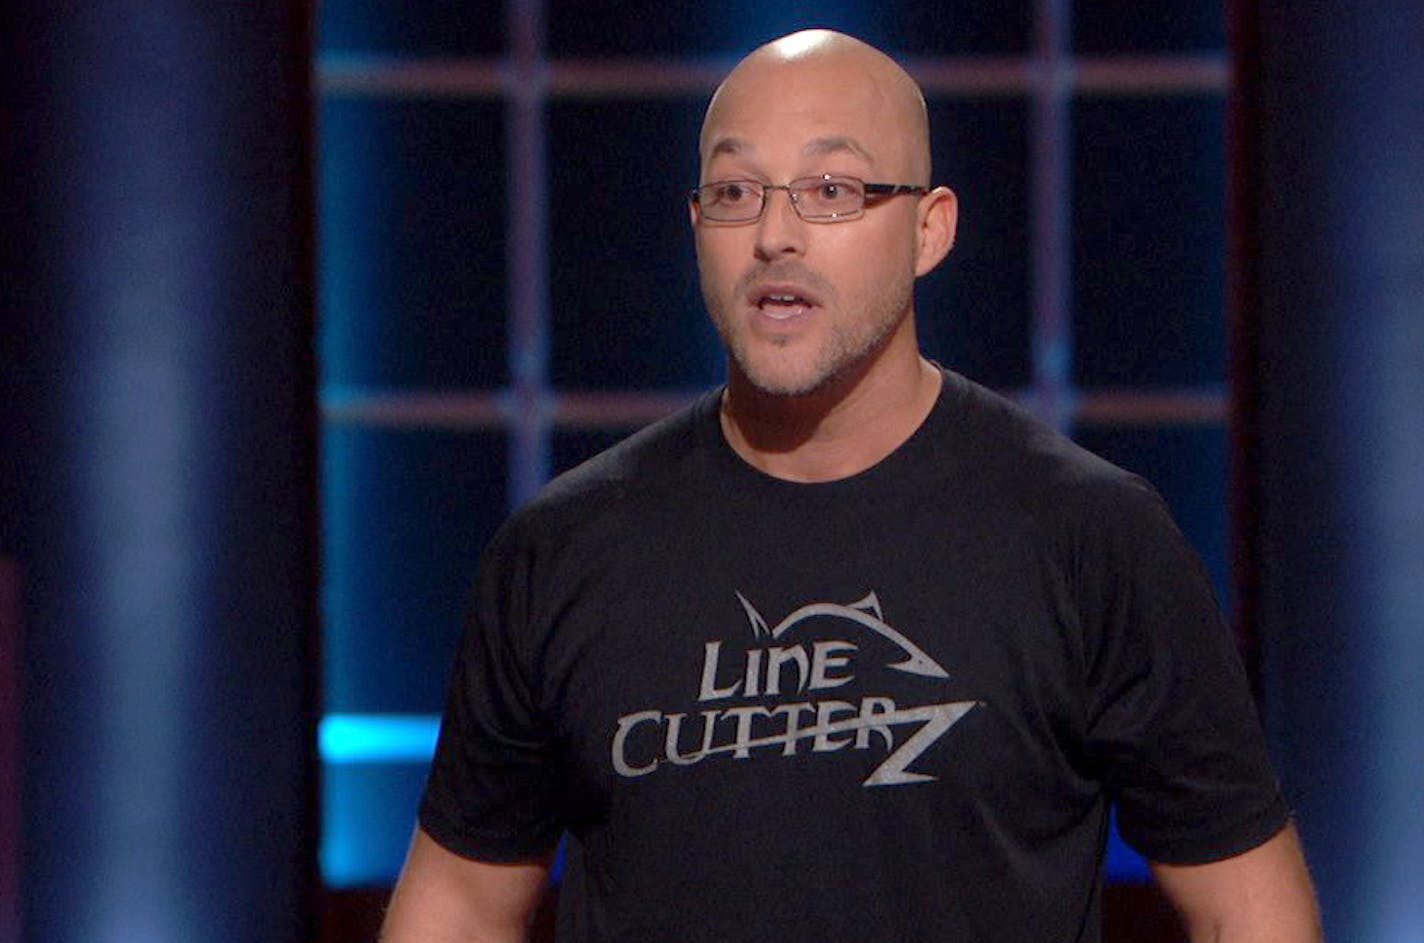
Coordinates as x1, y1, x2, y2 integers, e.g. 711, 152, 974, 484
7, 4, 317, 942
1250, 4, 1424, 940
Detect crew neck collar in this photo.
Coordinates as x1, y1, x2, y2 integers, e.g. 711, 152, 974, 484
696, 366, 964, 495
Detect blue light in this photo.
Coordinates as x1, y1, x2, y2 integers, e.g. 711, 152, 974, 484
1104, 814, 1151, 883
320, 714, 443, 886
320, 713, 441, 764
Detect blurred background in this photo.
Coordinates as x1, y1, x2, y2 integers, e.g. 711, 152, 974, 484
2, 2, 1421, 942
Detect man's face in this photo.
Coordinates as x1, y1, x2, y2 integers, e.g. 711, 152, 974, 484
693, 53, 928, 398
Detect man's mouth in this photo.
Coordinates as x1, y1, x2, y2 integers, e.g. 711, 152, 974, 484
753, 290, 815, 321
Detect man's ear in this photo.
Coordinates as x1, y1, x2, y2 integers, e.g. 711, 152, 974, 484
914, 186, 958, 277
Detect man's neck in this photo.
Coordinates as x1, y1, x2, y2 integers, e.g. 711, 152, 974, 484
719, 355, 942, 483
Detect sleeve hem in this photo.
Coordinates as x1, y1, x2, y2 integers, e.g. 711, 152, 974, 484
1130, 796, 1294, 866
418, 801, 563, 864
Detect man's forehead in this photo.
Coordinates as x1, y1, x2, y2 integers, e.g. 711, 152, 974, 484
705, 134, 876, 164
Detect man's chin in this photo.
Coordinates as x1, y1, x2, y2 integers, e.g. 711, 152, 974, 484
730, 353, 840, 399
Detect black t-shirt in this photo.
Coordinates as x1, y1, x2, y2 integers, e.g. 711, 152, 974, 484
421, 369, 1289, 943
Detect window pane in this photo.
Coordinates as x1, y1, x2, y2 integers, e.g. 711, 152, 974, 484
1075, 0, 1225, 55
1071, 96, 1227, 388
548, 98, 725, 390
320, 97, 508, 391
547, 1, 1032, 57
319, 0, 504, 56
323, 425, 507, 713
921, 98, 1032, 390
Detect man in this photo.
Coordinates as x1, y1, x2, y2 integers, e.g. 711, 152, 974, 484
381, 29, 1321, 943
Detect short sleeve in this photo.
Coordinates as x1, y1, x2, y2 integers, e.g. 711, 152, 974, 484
418, 523, 567, 861
1076, 476, 1290, 864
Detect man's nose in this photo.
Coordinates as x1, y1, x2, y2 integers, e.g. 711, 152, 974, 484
754, 186, 806, 259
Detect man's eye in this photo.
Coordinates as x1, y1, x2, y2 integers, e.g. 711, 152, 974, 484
818, 181, 858, 202
715, 183, 751, 204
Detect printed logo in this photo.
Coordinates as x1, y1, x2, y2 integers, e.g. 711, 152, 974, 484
610, 592, 979, 787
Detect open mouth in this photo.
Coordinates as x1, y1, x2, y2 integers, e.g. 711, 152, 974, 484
755, 292, 814, 321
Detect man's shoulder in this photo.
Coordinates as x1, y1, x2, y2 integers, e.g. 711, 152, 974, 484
924, 373, 1188, 587
947, 373, 1136, 486
505, 390, 718, 537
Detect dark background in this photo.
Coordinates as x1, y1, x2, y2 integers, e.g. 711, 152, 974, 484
2, 2, 1421, 942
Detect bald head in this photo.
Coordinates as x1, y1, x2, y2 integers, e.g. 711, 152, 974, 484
700, 30, 932, 185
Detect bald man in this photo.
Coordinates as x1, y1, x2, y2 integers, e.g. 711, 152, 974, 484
380, 31, 1320, 943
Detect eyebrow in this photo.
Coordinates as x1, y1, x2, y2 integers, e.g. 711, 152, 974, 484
707, 136, 749, 159
802, 136, 875, 164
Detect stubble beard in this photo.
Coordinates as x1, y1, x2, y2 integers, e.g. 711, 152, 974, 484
703, 266, 916, 398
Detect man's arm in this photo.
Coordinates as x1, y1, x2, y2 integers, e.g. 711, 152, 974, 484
1151, 823, 1322, 943
379, 828, 552, 943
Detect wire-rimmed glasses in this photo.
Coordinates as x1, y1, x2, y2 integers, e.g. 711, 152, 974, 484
689, 174, 927, 223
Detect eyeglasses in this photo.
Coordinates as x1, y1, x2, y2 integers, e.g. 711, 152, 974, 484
689, 174, 928, 223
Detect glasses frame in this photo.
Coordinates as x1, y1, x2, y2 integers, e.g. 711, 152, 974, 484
689, 174, 928, 224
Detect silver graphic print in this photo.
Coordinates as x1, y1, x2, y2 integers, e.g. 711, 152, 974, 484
735, 591, 949, 679
610, 592, 980, 787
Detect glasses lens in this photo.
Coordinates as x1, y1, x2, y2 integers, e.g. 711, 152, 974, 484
792, 176, 865, 219
699, 180, 764, 221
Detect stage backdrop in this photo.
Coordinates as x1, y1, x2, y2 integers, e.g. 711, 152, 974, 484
314, 2, 1232, 935
1, 4, 319, 942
